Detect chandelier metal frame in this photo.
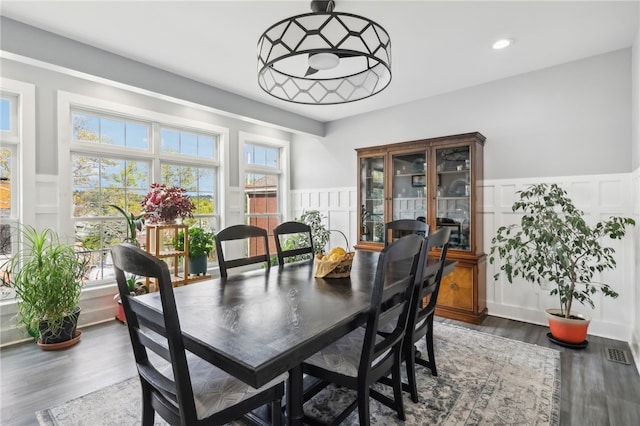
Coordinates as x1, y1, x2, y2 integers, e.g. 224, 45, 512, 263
257, 1, 392, 105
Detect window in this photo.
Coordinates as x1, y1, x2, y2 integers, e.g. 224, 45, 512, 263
0, 93, 18, 231
0, 79, 36, 299
240, 132, 290, 257
59, 94, 224, 285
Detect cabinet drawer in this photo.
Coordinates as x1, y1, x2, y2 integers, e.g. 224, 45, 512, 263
437, 265, 473, 311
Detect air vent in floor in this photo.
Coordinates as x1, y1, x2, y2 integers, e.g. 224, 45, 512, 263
604, 347, 631, 365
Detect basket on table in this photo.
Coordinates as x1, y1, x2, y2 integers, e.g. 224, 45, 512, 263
314, 229, 354, 278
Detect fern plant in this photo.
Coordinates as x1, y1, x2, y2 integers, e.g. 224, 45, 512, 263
4, 225, 88, 339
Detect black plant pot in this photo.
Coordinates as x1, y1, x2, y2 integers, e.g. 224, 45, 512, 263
38, 306, 81, 344
188, 255, 208, 275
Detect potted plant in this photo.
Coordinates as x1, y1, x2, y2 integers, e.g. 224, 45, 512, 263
489, 183, 635, 346
174, 227, 215, 275
110, 204, 144, 246
141, 183, 195, 224
4, 225, 89, 348
297, 210, 330, 255
114, 274, 148, 323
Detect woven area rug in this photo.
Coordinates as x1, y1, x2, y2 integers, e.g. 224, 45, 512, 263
36, 323, 560, 425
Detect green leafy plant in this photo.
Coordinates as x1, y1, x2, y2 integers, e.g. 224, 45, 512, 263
297, 210, 330, 255
110, 204, 144, 246
270, 210, 331, 265
174, 227, 215, 258
489, 183, 635, 319
126, 274, 148, 296
4, 225, 88, 339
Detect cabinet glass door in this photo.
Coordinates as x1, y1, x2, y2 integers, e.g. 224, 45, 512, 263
391, 152, 426, 223
435, 146, 471, 251
360, 156, 385, 243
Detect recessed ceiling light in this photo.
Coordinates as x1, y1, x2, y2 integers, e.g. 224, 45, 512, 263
492, 39, 512, 50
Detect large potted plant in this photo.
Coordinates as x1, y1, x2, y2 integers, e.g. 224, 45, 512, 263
174, 227, 215, 275
4, 225, 88, 348
489, 183, 635, 346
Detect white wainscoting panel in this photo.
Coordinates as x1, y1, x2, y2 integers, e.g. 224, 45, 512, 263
293, 174, 636, 343
630, 167, 640, 367
35, 174, 59, 230
484, 174, 636, 342
291, 187, 358, 251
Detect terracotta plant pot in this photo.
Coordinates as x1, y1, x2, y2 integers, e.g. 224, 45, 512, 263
545, 308, 591, 344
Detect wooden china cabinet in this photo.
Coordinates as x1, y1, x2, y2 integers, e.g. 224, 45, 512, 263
355, 132, 487, 324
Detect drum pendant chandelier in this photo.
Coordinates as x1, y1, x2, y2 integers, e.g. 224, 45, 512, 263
257, 0, 392, 105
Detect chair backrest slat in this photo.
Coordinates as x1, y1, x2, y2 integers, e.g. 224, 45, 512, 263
273, 221, 314, 265
359, 234, 424, 380
384, 219, 429, 246
215, 224, 270, 278
408, 227, 451, 345
111, 243, 199, 425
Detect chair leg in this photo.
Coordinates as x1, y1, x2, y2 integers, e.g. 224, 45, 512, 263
357, 387, 371, 426
405, 344, 419, 403
425, 324, 437, 376
140, 383, 155, 426
391, 352, 406, 421
271, 398, 283, 425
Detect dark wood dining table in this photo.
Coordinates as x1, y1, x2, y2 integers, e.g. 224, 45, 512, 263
131, 250, 454, 425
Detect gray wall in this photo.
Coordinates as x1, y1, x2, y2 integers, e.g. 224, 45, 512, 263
0, 16, 323, 138
0, 58, 293, 186
291, 49, 632, 189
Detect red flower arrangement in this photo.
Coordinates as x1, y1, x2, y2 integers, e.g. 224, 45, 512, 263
141, 183, 195, 224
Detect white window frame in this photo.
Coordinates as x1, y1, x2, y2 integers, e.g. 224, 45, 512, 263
0, 78, 36, 299
238, 131, 290, 230
57, 91, 229, 284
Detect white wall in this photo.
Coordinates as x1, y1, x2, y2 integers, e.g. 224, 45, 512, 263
290, 50, 638, 344
0, 57, 293, 185
292, 49, 632, 189
631, 21, 640, 366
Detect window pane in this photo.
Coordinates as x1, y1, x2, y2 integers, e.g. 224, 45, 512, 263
126, 122, 148, 149
161, 163, 216, 216
244, 143, 278, 168
73, 112, 100, 142
0, 149, 11, 218
0, 98, 11, 132
161, 129, 180, 153
73, 111, 149, 150
73, 155, 149, 218
161, 128, 216, 160
77, 220, 123, 282
101, 118, 125, 146
244, 172, 279, 255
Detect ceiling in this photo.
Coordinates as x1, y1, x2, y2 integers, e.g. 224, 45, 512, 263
1, 1, 638, 123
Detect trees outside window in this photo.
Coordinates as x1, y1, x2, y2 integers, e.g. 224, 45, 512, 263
69, 109, 219, 284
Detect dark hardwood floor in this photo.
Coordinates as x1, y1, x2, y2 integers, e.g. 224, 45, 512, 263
1, 315, 639, 425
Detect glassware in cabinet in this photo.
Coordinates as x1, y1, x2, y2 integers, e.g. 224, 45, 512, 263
435, 146, 471, 251
360, 156, 385, 243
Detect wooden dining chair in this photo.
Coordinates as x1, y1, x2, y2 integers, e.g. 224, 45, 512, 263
301, 234, 424, 426
384, 219, 429, 246
402, 227, 451, 402
111, 243, 286, 426
215, 224, 270, 278
272, 221, 314, 265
